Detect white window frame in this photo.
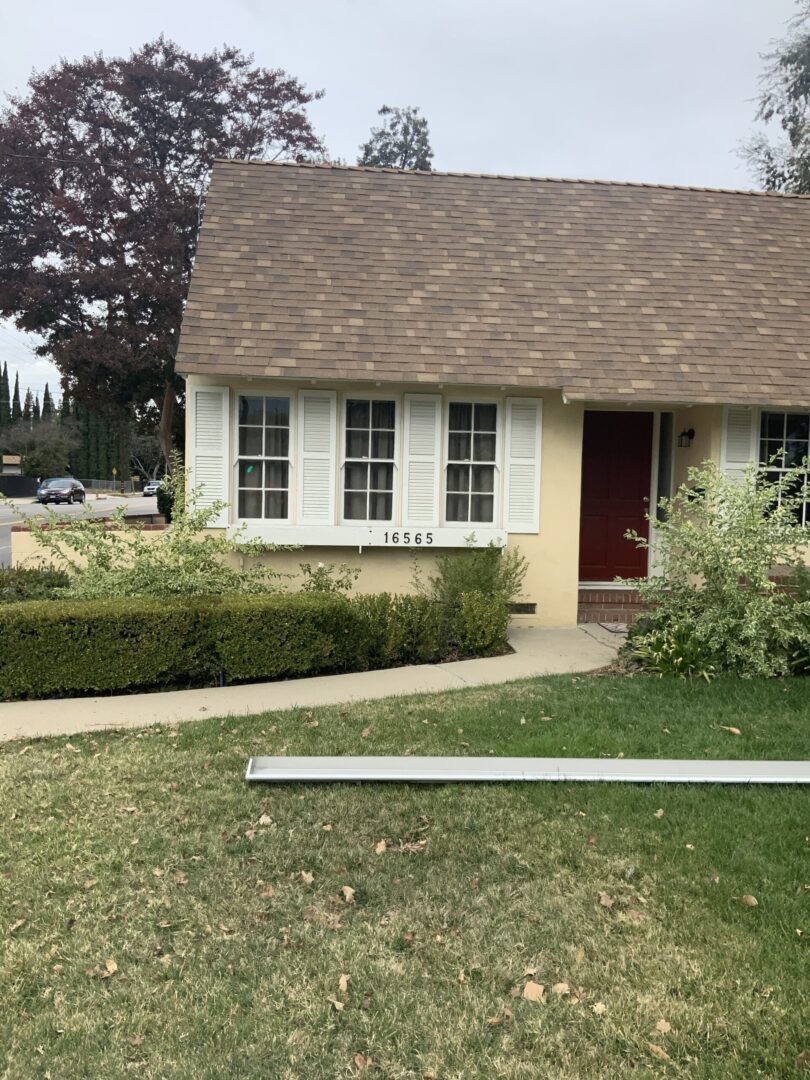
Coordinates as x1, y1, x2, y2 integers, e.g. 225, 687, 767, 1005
338, 391, 401, 526
232, 390, 295, 524
441, 396, 502, 528
757, 407, 810, 526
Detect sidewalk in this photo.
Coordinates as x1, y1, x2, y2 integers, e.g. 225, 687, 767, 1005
0, 625, 620, 743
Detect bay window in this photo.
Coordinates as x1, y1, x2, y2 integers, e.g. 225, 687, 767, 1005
237, 395, 291, 519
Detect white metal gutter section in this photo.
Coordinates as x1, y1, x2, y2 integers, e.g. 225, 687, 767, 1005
245, 755, 810, 785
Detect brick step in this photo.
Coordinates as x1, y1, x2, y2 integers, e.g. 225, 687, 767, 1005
577, 587, 648, 626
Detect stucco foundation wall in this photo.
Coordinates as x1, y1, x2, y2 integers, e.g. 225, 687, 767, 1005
11, 528, 165, 568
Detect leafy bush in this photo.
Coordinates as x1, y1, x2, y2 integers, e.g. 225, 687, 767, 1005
298, 561, 360, 594
626, 461, 810, 678
156, 484, 174, 522
414, 542, 525, 655
0, 567, 69, 603
0, 586, 510, 701
7, 465, 283, 600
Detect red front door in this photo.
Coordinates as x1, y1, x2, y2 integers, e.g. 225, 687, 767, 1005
578, 411, 653, 581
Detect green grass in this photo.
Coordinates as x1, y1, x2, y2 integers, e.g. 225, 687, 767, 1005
1, 675, 808, 1078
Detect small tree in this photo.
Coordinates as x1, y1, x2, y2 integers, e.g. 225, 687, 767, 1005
3, 417, 80, 477
358, 105, 433, 170
628, 461, 810, 677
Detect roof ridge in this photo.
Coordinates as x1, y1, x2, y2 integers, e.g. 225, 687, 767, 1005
212, 157, 810, 199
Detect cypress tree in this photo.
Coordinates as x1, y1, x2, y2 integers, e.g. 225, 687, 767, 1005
22, 388, 33, 425
0, 362, 10, 429
59, 392, 71, 423
33, 394, 41, 424
11, 373, 22, 423
42, 384, 54, 422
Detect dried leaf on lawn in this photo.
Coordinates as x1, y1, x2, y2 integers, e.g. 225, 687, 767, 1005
738, 894, 759, 907
648, 1043, 672, 1062
720, 726, 742, 736
551, 982, 570, 996
328, 997, 344, 1011
300, 871, 314, 886
374, 840, 387, 855
598, 891, 615, 909
341, 885, 356, 904
522, 980, 545, 1002
592, 1002, 607, 1015
654, 809, 665, 819
9, 918, 26, 934
338, 973, 350, 994
655, 1019, 672, 1034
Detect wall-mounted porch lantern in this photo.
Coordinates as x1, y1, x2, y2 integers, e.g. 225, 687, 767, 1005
677, 427, 695, 448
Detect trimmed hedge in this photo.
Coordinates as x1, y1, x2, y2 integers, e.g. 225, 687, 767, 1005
0, 590, 509, 701
0, 567, 70, 603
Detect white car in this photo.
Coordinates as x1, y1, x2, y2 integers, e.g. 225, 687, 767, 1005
143, 479, 164, 496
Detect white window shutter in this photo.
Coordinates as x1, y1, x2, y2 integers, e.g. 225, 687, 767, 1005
721, 406, 756, 483
504, 398, 542, 533
298, 390, 337, 524
188, 385, 230, 527
403, 394, 442, 526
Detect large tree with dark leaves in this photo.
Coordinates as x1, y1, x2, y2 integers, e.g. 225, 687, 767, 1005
746, 3, 810, 192
0, 37, 324, 464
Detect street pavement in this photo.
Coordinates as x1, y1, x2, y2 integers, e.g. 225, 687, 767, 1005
0, 494, 159, 567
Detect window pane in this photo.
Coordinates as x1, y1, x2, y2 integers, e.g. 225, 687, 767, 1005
344, 491, 367, 519
447, 464, 470, 491
346, 400, 370, 428
265, 428, 289, 458
786, 414, 809, 441
446, 492, 469, 522
239, 396, 263, 426
238, 489, 262, 518
371, 430, 395, 459
370, 462, 393, 490
345, 462, 368, 490
472, 465, 494, 493
448, 432, 471, 460
369, 492, 393, 520
346, 429, 369, 458
239, 427, 263, 456
449, 402, 473, 430
266, 460, 289, 489
265, 397, 289, 426
474, 403, 497, 432
238, 460, 262, 488
762, 412, 784, 439
264, 490, 288, 519
473, 433, 496, 462
372, 400, 396, 429
471, 494, 494, 522
786, 441, 809, 469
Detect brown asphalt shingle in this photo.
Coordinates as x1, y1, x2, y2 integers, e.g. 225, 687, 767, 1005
176, 160, 810, 407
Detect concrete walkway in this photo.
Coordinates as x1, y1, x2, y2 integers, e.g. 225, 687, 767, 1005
0, 625, 619, 743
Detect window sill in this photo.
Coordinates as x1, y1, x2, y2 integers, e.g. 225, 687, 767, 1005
227, 524, 508, 548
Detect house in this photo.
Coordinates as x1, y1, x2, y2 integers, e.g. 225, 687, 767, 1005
176, 160, 810, 627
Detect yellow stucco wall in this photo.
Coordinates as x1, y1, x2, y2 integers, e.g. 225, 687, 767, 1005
11, 527, 165, 568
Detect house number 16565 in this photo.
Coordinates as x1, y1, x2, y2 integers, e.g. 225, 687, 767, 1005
382, 531, 434, 545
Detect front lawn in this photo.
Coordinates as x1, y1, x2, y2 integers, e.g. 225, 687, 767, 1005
2, 676, 808, 1078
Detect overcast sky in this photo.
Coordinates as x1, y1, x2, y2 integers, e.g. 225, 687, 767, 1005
0, 0, 799, 399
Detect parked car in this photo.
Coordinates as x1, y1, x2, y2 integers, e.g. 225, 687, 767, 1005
35, 477, 86, 505
143, 478, 164, 496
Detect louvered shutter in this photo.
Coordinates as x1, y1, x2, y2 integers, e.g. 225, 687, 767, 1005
188, 385, 230, 527
721, 406, 756, 483
403, 394, 442, 526
504, 398, 542, 533
297, 390, 337, 524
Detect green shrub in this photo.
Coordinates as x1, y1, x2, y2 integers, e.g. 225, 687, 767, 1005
0, 597, 206, 700
0, 585, 510, 701
626, 461, 810, 678
201, 593, 361, 680
156, 484, 174, 522
0, 567, 70, 603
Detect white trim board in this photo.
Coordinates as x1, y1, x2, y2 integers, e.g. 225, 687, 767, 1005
245, 755, 810, 785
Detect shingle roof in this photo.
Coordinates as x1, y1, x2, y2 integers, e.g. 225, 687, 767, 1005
176, 160, 810, 407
